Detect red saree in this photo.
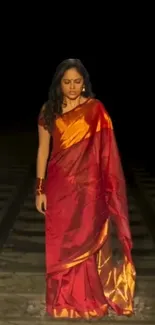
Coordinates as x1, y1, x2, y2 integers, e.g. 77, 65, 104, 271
38, 98, 136, 320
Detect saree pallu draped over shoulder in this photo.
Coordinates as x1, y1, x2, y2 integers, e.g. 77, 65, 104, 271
38, 98, 136, 320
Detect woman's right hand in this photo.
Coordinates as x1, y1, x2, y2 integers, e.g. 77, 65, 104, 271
35, 194, 47, 215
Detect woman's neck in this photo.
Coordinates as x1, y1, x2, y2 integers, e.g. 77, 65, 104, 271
63, 96, 81, 112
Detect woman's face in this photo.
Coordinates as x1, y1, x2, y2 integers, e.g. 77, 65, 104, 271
61, 68, 84, 100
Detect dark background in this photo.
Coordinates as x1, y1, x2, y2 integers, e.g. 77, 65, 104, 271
1, 19, 154, 169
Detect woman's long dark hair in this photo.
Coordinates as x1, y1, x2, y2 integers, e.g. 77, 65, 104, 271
41, 58, 94, 132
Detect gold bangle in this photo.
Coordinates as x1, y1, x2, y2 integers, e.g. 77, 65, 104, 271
35, 177, 45, 195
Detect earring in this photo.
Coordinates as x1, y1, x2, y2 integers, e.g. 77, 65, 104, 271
82, 85, 85, 92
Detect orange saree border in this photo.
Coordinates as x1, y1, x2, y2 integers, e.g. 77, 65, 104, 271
51, 304, 108, 319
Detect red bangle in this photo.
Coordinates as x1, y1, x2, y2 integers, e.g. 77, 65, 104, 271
35, 178, 45, 195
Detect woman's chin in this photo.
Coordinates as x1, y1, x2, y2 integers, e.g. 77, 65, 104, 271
66, 93, 80, 100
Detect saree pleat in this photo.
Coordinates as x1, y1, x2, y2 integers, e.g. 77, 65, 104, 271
38, 98, 136, 319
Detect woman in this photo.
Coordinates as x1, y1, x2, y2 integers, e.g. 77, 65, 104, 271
36, 58, 136, 320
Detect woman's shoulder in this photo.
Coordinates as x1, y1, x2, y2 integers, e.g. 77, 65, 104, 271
90, 98, 109, 114
89, 98, 113, 127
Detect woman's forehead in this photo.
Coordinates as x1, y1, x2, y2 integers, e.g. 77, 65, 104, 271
63, 68, 83, 79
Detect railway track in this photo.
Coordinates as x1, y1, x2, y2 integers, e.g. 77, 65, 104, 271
0, 165, 155, 324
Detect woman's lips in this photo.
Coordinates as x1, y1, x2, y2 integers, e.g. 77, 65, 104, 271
69, 91, 76, 95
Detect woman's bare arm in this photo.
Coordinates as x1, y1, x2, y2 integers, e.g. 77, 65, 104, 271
36, 124, 51, 179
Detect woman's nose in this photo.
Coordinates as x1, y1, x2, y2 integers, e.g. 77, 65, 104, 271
70, 81, 75, 89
